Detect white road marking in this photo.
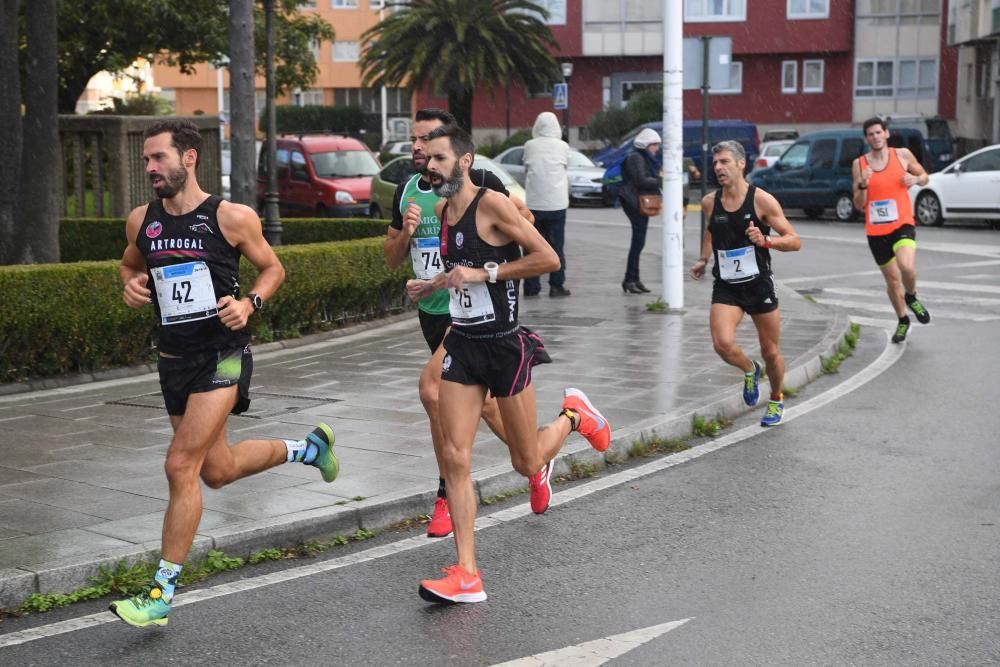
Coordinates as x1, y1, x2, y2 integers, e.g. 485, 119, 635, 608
820, 286, 1000, 307
781, 259, 1000, 286
918, 280, 1000, 295
0, 331, 905, 649
488, 618, 693, 666
813, 297, 999, 321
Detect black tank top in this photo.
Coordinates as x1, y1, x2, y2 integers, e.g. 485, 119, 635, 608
441, 188, 522, 337
136, 196, 250, 355
709, 185, 772, 284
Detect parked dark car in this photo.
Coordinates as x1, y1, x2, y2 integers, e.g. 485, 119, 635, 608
748, 128, 868, 222
592, 119, 759, 176
883, 114, 955, 173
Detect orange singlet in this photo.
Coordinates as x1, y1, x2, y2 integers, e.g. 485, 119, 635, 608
859, 148, 914, 237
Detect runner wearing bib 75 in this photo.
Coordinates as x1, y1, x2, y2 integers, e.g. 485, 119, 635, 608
852, 116, 932, 344
691, 140, 801, 428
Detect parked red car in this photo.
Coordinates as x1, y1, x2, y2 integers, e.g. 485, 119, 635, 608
256, 134, 381, 218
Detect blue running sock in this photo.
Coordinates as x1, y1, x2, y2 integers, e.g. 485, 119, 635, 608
154, 559, 182, 602
284, 438, 319, 464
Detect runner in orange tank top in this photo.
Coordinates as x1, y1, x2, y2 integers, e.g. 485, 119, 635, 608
851, 117, 932, 343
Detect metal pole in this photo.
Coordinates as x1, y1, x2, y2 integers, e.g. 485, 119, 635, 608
699, 35, 711, 242
379, 0, 388, 143
661, 0, 684, 309
263, 0, 282, 245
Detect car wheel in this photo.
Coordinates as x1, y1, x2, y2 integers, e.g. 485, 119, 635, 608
370, 203, 382, 219
914, 191, 943, 226
834, 194, 857, 222
803, 207, 823, 219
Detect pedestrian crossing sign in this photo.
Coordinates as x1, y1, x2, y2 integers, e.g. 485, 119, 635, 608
553, 83, 568, 110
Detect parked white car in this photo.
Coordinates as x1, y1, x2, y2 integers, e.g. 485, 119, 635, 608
909, 143, 1000, 226
753, 139, 794, 171
494, 146, 606, 205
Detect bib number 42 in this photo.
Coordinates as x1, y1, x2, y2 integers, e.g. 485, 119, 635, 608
172, 281, 194, 304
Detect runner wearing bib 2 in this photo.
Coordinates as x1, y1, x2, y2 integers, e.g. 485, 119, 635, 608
112, 120, 339, 629
852, 117, 931, 343
691, 140, 801, 428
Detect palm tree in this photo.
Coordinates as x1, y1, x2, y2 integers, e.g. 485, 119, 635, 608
359, 0, 560, 132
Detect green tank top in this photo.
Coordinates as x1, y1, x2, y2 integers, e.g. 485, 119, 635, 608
400, 174, 449, 314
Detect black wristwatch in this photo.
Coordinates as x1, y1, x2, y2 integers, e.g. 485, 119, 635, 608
247, 292, 263, 313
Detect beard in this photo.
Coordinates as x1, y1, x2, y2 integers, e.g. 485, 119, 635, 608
413, 152, 428, 175
431, 162, 464, 198
150, 165, 188, 198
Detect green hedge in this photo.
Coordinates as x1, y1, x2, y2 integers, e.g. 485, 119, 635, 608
0, 238, 411, 383
58, 217, 389, 263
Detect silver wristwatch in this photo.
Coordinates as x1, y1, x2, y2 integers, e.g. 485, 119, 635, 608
484, 261, 499, 283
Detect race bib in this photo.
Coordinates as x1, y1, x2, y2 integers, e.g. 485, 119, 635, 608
868, 198, 898, 225
449, 282, 496, 326
410, 237, 443, 280
718, 246, 760, 283
151, 261, 218, 326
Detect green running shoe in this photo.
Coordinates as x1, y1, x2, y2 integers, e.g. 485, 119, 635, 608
891, 319, 910, 344
109, 584, 172, 627
760, 400, 784, 427
907, 298, 930, 324
307, 423, 339, 483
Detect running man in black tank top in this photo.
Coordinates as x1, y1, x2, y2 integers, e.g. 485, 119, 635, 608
405, 124, 612, 605
112, 120, 340, 628
690, 140, 802, 428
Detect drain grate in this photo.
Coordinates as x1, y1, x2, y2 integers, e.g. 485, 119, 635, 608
107, 391, 339, 419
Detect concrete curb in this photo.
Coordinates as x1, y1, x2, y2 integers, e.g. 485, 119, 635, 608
0, 296, 855, 610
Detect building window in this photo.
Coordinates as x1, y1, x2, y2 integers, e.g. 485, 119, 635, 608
856, 0, 941, 26
855, 58, 937, 98
331, 0, 357, 8
896, 58, 937, 97
714, 61, 743, 94
788, 0, 829, 19
781, 61, 797, 93
332, 40, 360, 62
524, 0, 566, 25
295, 89, 325, 106
334, 87, 411, 114
685, 0, 746, 22
803, 59, 824, 93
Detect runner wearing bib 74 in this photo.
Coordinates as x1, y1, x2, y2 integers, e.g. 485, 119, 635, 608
691, 140, 801, 428
852, 117, 932, 344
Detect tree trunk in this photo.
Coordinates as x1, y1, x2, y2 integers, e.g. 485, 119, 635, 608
16, 0, 61, 264
447, 88, 474, 135
229, 0, 256, 207
0, 0, 22, 264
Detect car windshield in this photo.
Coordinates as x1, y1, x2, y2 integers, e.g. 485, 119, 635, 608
568, 151, 596, 168
310, 150, 380, 178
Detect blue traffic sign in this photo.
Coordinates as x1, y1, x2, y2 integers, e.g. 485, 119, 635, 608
553, 83, 568, 110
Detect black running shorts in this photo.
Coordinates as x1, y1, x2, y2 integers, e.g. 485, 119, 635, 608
419, 310, 451, 353
157, 345, 252, 416
711, 277, 779, 315
867, 224, 916, 268
441, 326, 551, 397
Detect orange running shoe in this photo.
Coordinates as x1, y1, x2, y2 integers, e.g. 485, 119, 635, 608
426, 497, 453, 538
529, 461, 553, 514
562, 388, 611, 452
419, 565, 487, 604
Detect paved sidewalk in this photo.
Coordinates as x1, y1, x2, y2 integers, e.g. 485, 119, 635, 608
0, 231, 849, 609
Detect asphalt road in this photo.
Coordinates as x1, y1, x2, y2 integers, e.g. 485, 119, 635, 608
2, 210, 998, 666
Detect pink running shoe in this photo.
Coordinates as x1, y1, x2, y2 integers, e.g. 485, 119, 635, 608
529, 461, 553, 514
562, 388, 611, 452
426, 497, 453, 537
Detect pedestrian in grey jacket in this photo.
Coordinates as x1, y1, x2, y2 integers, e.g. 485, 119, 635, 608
523, 112, 571, 297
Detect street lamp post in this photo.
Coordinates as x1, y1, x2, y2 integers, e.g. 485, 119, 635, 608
263, 0, 282, 245
560, 61, 573, 143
